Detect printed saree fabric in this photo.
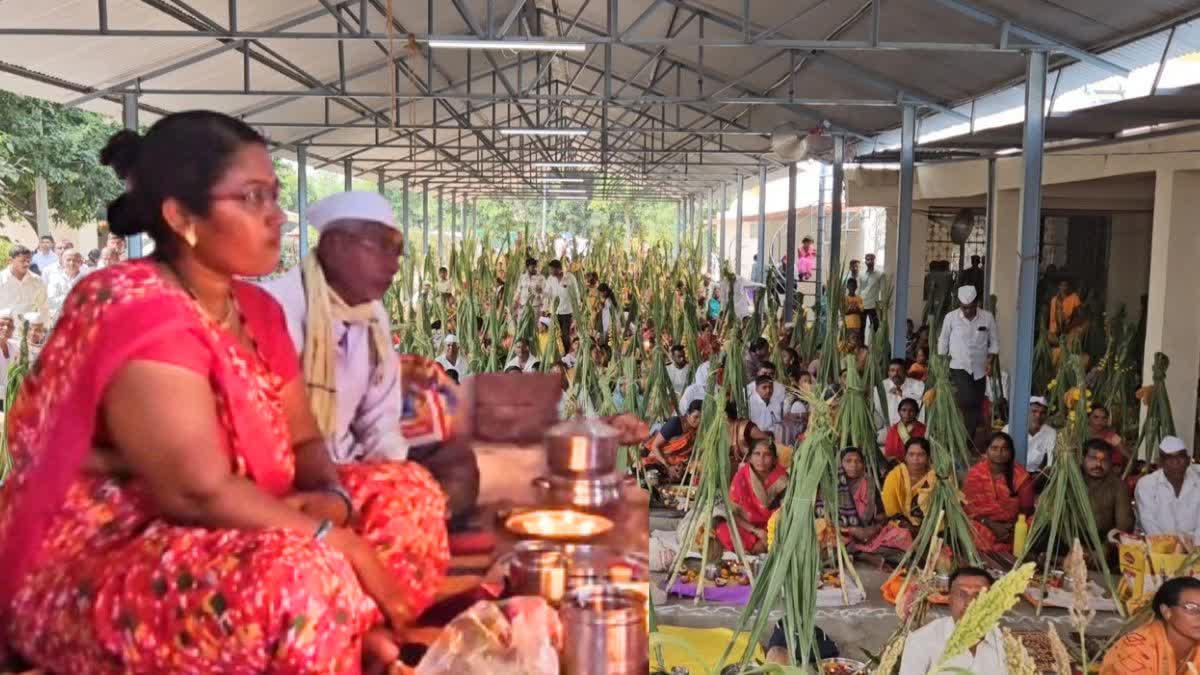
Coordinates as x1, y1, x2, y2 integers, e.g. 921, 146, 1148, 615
962, 459, 1034, 554
0, 262, 447, 674
715, 462, 787, 551
1101, 620, 1200, 674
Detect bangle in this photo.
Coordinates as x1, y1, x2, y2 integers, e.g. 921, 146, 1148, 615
318, 483, 355, 522
313, 519, 333, 541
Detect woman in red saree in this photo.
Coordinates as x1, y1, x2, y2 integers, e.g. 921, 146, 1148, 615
964, 432, 1035, 554
715, 439, 788, 554
882, 397, 926, 462
0, 113, 431, 674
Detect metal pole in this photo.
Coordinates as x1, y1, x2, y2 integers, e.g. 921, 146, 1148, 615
757, 164, 768, 283
421, 183, 429, 257
343, 158, 353, 191
541, 185, 547, 238
830, 136, 845, 269
735, 175, 745, 276
720, 183, 727, 270
436, 186, 444, 260
122, 93, 143, 258
1010, 49, 1048, 468
296, 144, 308, 259
376, 169, 385, 195
984, 158, 996, 302
401, 176, 410, 244
816, 164, 826, 298
783, 161, 798, 322
450, 190, 457, 249
893, 105, 916, 358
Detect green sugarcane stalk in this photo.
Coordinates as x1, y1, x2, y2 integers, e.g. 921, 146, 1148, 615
1131, 352, 1175, 472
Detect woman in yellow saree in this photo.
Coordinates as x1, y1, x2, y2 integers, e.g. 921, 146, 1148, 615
857, 437, 937, 553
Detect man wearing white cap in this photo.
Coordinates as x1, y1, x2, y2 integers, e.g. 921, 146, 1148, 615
1135, 436, 1200, 538
262, 191, 408, 464
434, 333, 470, 381
1002, 396, 1057, 474
937, 285, 999, 440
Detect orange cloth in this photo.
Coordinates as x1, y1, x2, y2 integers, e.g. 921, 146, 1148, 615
962, 460, 1035, 554
883, 421, 927, 461
1101, 619, 1200, 674
1049, 292, 1083, 336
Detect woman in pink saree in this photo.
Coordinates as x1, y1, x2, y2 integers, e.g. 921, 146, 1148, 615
0, 112, 434, 674
715, 439, 788, 554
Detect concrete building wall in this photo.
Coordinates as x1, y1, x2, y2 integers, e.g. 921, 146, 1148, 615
846, 127, 1200, 448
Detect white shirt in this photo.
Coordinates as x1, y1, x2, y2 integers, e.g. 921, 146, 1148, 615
435, 279, 452, 296
31, 250, 58, 276
666, 363, 691, 397
899, 616, 1008, 675
516, 272, 544, 309
679, 382, 707, 416
505, 354, 541, 372
859, 268, 885, 310
600, 299, 615, 337
693, 361, 711, 388
1135, 465, 1200, 538
562, 351, 578, 369
1002, 422, 1058, 472
435, 353, 470, 379
748, 384, 802, 440
0, 269, 48, 318
937, 308, 999, 379
543, 273, 577, 315
875, 377, 926, 429
46, 267, 86, 321
261, 266, 408, 464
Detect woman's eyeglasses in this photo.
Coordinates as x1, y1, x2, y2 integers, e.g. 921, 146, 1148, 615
1174, 601, 1200, 616
212, 183, 281, 211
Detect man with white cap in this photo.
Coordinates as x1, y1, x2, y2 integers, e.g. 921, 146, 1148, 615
1002, 396, 1057, 474
262, 191, 408, 465
937, 285, 999, 440
1135, 436, 1200, 537
435, 333, 470, 381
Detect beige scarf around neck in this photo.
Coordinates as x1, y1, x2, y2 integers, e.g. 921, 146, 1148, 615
301, 253, 391, 437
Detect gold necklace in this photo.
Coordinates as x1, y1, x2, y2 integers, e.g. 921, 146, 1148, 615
165, 263, 236, 327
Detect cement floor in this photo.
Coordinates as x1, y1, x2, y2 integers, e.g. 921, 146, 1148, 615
650, 509, 1128, 664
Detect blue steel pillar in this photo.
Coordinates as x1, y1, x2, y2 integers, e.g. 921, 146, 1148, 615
1010, 49, 1049, 468
122, 93, 143, 258
830, 136, 845, 269
735, 175, 745, 276
296, 144, 308, 259
756, 164, 767, 283
893, 105, 916, 358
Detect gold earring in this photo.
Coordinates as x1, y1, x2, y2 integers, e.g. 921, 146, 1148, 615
184, 226, 197, 248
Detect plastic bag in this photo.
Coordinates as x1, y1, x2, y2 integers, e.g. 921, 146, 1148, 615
415, 597, 561, 675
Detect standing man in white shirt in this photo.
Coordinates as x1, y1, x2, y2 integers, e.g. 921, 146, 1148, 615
47, 250, 87, 323
543, 259, 577, 354
1002, 396, 1057, 474
666, 344, 692, 398
514, 256, 544, 317
434, 333, 470, 381
1135, 436, 1200, 538
937, 285, 999, 441
876, 357, 925, 431
0, 246, 48, 318
900, 568, 1010, 675
860, 253, 886, 334
30, 235, 59, 276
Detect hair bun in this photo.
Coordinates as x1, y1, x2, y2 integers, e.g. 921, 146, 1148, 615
99, 129, 142, 180
105, 193, 147, 237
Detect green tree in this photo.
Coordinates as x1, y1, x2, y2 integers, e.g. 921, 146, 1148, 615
0, 90, 124, 233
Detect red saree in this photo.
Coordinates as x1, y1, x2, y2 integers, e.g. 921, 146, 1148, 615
963, 459, 1035, 554
715, 463, 787, 551
883, 421, 926, 461
0, 262, 445, 674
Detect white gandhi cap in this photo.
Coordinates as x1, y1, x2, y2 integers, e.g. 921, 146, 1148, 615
307, 191, 397, 233
1160, 435, 1188, 455
957, 285, 978, 305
